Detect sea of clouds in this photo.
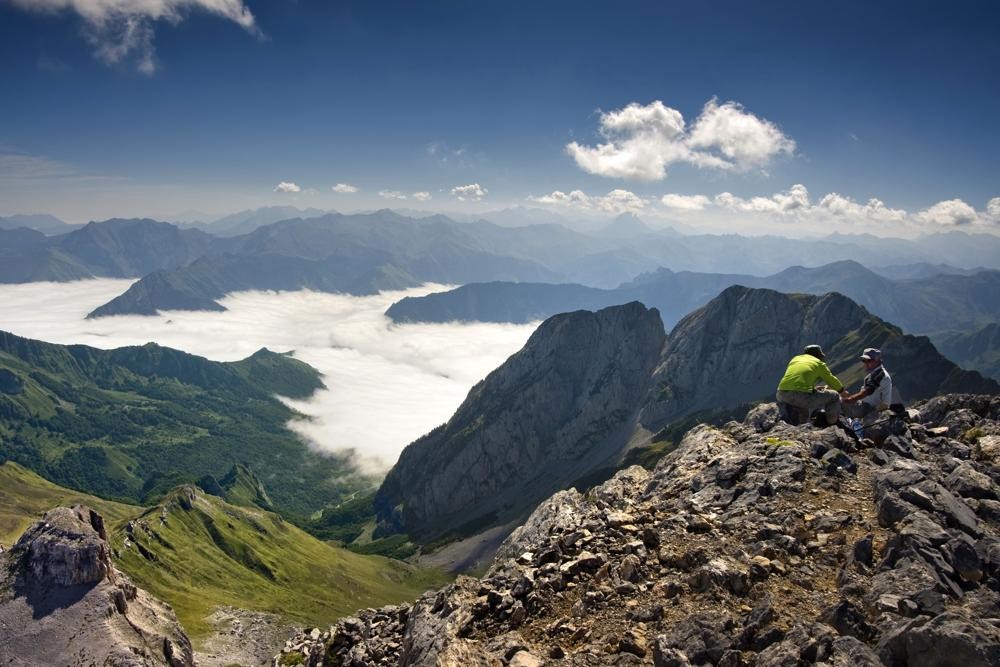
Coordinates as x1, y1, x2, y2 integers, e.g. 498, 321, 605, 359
0, 280, 539, 473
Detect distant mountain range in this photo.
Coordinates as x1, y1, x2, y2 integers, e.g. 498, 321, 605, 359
930, 323, 1000, 381
5, 208, 1000, 322
0, 213, 79, 235
0, 218, 212, 283
374, 286, 998, 543
0, 331, 370, 520
387, 260, 1000, 336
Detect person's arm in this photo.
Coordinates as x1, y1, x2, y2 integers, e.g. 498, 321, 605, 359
845, 367, 884, 402
816, 362, 844, 392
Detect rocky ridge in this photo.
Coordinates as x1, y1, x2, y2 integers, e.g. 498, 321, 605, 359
277, 394, 1000, 666
375, 287, 999, 544
0, 505, 193, 666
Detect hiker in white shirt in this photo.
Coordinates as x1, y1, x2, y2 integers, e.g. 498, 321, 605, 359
843, 347, 892, 419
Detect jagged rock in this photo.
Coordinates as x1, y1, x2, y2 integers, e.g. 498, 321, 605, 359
878, 612, 1000, 667
0, 505, 193, 667
276, 395, 1000, 667
946, 462, 998, 500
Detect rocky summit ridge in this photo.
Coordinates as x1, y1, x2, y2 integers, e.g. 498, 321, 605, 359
276, 394, 1000, 666
376, 286, 998, 545
0, 504, 193, 667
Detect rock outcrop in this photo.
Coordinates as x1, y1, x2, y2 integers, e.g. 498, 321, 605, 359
279, 394, 1000, 666
375, 286, 998, 543
0, 505, 193, 666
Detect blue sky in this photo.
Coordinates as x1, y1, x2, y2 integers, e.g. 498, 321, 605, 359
1, 0, 998, 233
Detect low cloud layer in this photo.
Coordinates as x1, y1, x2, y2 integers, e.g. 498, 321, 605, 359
566, 99, 795, 181
332, 183, 359, 193
0, 280, 538, 473
8, 0, 260, 74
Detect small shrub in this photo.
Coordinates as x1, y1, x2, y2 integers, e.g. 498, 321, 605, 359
964, 427, 985, 444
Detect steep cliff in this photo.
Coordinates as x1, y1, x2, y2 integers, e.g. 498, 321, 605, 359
278, 394, 1000, 666
375, 302, 666, 542
0, 505, 194, 666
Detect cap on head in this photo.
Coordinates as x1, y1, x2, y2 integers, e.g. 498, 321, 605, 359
861, 347, 882, 361
803, 344, 825, 360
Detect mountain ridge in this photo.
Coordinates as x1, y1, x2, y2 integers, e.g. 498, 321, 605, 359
375, 286, 999, 545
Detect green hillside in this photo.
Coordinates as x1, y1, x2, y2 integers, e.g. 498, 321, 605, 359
0, 461, 138, 546
0, 463, 447, 642
113, 486, 447, 638
0, 330, 374, 520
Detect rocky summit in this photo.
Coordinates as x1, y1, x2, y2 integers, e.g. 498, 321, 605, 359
0, 505, 193, 667
276, 394, 1000, 666
375, 286, 998, 545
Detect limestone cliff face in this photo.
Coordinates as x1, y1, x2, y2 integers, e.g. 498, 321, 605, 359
375, 302, 666, 542
376, 287, 998, 544
0, 505, 193, 667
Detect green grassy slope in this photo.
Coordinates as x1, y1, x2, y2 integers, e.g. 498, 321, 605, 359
113, 486, 448, 638
0, 331, 374, 519
0, 461, 138, 546
0, 464, 448, 641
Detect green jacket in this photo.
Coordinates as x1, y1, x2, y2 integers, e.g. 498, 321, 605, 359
777, 354, 844, 393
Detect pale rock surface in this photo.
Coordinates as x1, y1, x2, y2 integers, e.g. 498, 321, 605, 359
0, 505, 193, 667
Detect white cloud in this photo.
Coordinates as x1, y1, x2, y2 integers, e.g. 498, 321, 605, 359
332, 183, 358, 194
985, 197, 1000, 223
378, 190, 407, 200
8, 0, 260, 74
716, 183, 810, 214
816, 193, 906, 222
686, 99, 796, 171
916, 199, 980, 226
274, 181, 301, 193
660, 193, 711, 211
451, 183, 488, 201
411, 191, 432, 201
0, 280, 538, 474
530, 188, 648, 214
566, 98, 794, 181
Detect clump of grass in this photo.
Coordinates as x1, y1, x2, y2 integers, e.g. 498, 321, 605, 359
279, 651, 305, 665
963, 426, 985, 444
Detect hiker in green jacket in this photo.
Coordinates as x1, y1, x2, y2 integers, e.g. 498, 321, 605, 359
776, 344, 847, 425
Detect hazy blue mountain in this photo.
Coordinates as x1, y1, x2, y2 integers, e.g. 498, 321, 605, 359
205, 205, 329, 236
0, 228, 93, 282
931, 323, 1000, 381
375, 286, 998, 543
0, 218, 213, 283
87, 212, 565, 317
386, 260, 1000, 334
594, 212, 659, 239
388, 282, 613, 324
913, 231, 1000, 269
0, 213, 79, 235
475, 206, 572, 228
87, 251, 420, 317
873, 262, 980, 280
